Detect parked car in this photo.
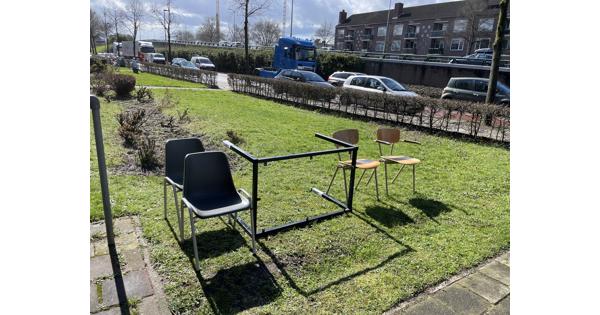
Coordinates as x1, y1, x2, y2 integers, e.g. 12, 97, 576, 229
449, 49, 493, 66
327, 71, 364, 87
171, 58, 199, 70
342, 75, 419, 97
274, 69, 334, 88
441, 77, 510, 105
146, 53, 166, 64
190, 56, 216, 71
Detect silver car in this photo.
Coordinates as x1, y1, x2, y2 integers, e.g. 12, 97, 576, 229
327, 71, 364, 87
342, 75, 419, 97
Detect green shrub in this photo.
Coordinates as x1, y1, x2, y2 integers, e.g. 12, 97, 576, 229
90, 57, 108, 73
116, 108, 147, 147
137, 136, 160, 171
135, 86, 153, 103
110, 74, 136, 97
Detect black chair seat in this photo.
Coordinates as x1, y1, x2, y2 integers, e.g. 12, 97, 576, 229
184, 193, 250, 219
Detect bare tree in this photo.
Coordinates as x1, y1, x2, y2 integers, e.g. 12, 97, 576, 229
228, 23, 244, 43
196, 17, 223, 42
231, 0, 271, 71
123, 0, 145, 58
101, 9, 113, 53
461, 0, 488, 54
152, 0, 175, 61
175, 29, 195, 41
107, 5, 124, 44
90, 9, 102, 54
314, 21, 334, 48
251, 19, 280, 46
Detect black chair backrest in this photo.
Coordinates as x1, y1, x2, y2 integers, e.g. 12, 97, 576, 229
165, 138, 205, 181
183, 151, 237, 202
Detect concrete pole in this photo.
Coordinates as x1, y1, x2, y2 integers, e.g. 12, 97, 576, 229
90, 96, 115, 247
290, 0, 294, 37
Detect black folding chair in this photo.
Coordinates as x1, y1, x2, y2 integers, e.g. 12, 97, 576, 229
182, 151, 255, 271
164, 138, 204, 242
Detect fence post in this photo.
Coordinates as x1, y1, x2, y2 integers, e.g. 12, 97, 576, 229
90, 95, 115, 246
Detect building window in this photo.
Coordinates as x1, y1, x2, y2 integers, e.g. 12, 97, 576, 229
393, 24, 403, 36
377, 26, 387, 37
337, 28, 345, 36
450, 38, 464, 51
502, 38, 509, 50
375, 41, 385, 52
406, 25, 417, 37
390, 40, 401, 51
478, 18, 494, 31
454, 19, 467, 32
404, 39, 416, 49
474, 38, 491, 50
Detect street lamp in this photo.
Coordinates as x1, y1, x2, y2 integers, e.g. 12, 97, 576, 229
290, 0, 294, 37
163, 9, 168, 43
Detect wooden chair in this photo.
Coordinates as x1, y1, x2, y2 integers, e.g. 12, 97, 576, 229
375, 128, 421, 194
326, 129, 381, 201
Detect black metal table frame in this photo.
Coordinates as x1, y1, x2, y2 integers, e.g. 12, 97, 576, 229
223, 133, 358, 238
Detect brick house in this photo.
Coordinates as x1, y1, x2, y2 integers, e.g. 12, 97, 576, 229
334, 0, 509, 56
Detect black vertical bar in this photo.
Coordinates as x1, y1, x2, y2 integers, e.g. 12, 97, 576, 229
251, 161, 259, 236
90, 96, 115, 246
346, 147, 358, 211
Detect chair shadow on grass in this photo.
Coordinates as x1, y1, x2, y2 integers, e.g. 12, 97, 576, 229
409, 197, 452, 224
364, 203, 415, 228
166, 217, 282, 314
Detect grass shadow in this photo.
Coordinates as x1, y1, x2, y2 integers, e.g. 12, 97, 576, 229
180, 228, 246, 260
364, 203, 415, 228
201, 261, 282, 314
409, 197, 452, 223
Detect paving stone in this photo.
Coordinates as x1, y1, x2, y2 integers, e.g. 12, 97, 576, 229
123, 249, 145, 272
402, 297, 457, 315
114, 217, 135, 234
139, 296, 164, 315
94, 307, 121, 315
91, 223, 106, 239
93, 241, 110, 256
91, 243, 95, 258
496, 252, 510, 266
115, 232, 139, 250
458, 272, 509, 304
480, 260, 510, 286
91, 254, 114, 280
91, 283, 100, 313
434, 284, 490, 315
102, 270, 154, 307
485, 295, 510, 315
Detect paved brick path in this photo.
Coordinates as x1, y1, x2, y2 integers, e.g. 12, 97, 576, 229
386, 252, 510, 315
90, 217, 169, 314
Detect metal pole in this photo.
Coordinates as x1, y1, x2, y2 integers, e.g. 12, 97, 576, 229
90, 96, 115, 246
251, 161, 259, 251
383, 0, 392, 53
347, 147, 358, 211
290, 0, 294, 37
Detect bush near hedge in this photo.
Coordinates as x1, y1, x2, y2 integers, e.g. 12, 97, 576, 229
110, 74, 136, 97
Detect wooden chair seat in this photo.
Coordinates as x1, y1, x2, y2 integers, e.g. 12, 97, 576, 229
381, 156, 421, 165
339, 159, 380, 169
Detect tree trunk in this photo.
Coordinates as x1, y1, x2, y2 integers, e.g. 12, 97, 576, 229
133, 29, 137, 59
485, 0, 509, 104
244, 0, 249, 73
167, 24, 172, 62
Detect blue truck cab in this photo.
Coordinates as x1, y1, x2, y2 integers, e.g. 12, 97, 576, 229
257, 37, 317, 78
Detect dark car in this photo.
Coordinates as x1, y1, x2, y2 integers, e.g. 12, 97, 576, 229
274, 69, 334, 88
449, 49, 493, 66
327, 71, 364, 87
441, 77, 510, 105
171, 58, 199, 70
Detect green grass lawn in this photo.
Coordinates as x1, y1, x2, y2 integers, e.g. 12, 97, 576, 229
91, 88, 509, 314
117, 67, 206, 88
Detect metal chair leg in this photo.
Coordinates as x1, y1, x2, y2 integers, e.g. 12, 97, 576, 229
174, 187, 183, 242
355, 169, 367, 189
374, 168, 380, 201
163, 178, 167, 219
365, 168, 375, 186
384, 162, 389, 195
391, 164, 406, 184
412, 164, 416, 193
188, 208, 200, 271
326, 166, 339, 194
179, 199, 185, 241
342, 168, 349, 201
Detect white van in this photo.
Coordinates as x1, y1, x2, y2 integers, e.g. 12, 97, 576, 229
190, 56, 216, 71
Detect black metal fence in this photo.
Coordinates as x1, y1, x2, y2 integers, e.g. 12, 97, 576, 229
228, 74, 510, 142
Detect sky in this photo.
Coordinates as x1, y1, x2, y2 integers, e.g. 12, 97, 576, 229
90, 0, 459, 41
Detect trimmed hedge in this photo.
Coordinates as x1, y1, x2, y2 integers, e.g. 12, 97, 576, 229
228, 73, 510, 142
141, 62, 217, 87
111, 74, 136, 97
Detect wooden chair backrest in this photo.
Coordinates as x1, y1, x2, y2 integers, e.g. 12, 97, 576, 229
376, 128, 400, 144
332, 129, 359, 147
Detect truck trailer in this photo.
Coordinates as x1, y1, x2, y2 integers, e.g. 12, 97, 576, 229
114, 41, 155, 61
257, 37, 317, 78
